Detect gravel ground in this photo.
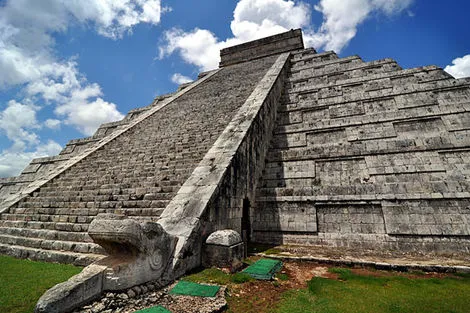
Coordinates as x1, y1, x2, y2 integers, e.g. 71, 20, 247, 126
74, 282, 226, 313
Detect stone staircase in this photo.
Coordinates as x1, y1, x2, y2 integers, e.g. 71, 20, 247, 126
0, 54, 279, 265
254, 48, 470, 253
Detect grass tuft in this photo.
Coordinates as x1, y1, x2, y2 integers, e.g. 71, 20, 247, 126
276, 273, 289, 281
274, 267, 470, 313
0, 255, 82, 313
183, 268, 254, 285
231, 273, 254, 284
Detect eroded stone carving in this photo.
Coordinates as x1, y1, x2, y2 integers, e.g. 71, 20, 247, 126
35, 214, 177, 313
89, 213, 178, 290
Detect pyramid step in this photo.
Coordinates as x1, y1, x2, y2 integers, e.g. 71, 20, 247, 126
17, 194, 172, 207
0, 213, 95, 224
113, 208, 165, 216
0, 226, 93, 242
291, 55, 364, 74
0, 243, 105, 266
0, 220, 90, 232
290, 51, 340, 69
290, 47, 320, 60
9, 204, 168, 216
0, 234, 104, 254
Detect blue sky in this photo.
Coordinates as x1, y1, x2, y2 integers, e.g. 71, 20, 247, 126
0, 0, 469, 177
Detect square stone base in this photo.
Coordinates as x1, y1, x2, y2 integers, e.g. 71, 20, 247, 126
202, 242, 244, 272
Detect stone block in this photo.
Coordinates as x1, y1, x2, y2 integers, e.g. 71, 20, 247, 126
202, 230, 244, 272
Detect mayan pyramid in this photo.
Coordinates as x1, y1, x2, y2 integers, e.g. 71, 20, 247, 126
1, 29, 469, 270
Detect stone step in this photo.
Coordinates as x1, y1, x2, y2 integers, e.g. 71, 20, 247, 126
291, 50, 338, 64
281, 67, 448, 109
273, 95, 469, 139
112, 208, 165, 216
18, 192, 175, 206
289, 72, 469, 101
288, 70, 451, 99
0, 243, 105, 266
291, 55, 359, 72
0, 233, 104, 254
0, 220, 90, 232
0, 213, 95, 223
0, 226, 93, 242
289, 59, 402, 84
256, 177, 470, 197
40, 175, 188, 187
271, 114, 468, 151
5, 206, 165, 219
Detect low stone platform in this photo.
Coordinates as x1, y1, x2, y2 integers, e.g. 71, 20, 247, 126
251, 244, 470, 273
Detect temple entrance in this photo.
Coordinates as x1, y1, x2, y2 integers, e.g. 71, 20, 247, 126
241, 198, 251, 256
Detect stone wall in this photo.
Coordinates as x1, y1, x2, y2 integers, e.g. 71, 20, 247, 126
158, 52, 290, 277
253, 48, 470, 254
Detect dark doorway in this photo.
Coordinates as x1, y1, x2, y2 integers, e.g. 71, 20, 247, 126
242, 198, 251, 242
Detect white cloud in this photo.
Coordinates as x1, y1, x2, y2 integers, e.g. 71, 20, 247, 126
55, 89, 124, 136
0, 100, 62, 177
1, 0, 164, 40
159, 0, 413, 71
45, 119, 61, 130
445, 55, 470, 79
0, 0, 165, 177
171, 73, 193, 85
0, 100, 40, 147
309, 0, 414, 51
231, 0, 310, 41
0, 140, 63, 178
159, 0, 312, 71
160, 28, 224, 71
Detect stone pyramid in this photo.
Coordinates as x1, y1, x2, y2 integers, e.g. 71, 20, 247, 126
1, 28, 469, 269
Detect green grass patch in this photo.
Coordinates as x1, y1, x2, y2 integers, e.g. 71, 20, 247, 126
183, 268, 232, 285
231, 273, 254, 284
276, 273, 289, 281
273, 268, 470, 313
328, 267, 353, 278
183, 268, 254, 285
0, 255, 82, 313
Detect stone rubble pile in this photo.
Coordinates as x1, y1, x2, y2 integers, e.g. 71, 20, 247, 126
74, 282, 227, 313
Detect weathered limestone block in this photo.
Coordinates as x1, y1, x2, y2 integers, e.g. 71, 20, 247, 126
35, 214, 177, 313
89, 214, 177, 290
203, 229, 244, 272
35, 264, 106, 313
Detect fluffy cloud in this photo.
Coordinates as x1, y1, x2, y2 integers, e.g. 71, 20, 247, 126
0, 140, 62, 178
0, 0, 165, 177
159, 0, 311, 71
159, 0, 413, 71
55, 86, 124, 135
45, 119, 61, 130
445, 55, 470, 79
171, 73, 193, 85
0, 100, 40, 147
0, 100, 61, 177
1, 0, 164, 40
160, 28, 224, 71
310, 0, 414, 51
230, 0, 310, 42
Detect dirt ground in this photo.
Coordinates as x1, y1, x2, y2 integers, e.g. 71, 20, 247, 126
225, 259, 464, 313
